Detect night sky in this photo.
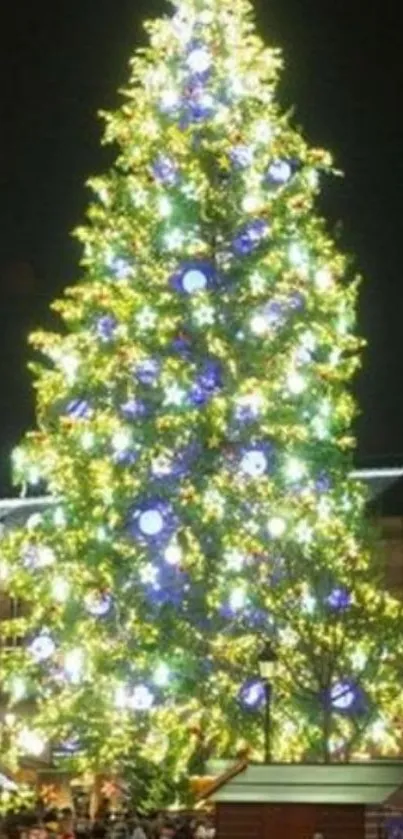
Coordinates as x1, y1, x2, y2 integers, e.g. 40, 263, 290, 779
0, 0, 402, 495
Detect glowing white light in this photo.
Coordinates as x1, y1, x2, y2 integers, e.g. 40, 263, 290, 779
139, 510, 164, 537
240, 450, 267, 478
183, 269, 207, 294
27, 466, 41, 485
136, 307, 157, 330
283, 721, 298, 736
371, 719, 388, 741
53, 507, 67, 528
60, 353, 79, 384
242, 194, 262, 213
194, 304, 215, 326
312, 416, 329, 440
152, 455, 173, 478
52, 577, 70, 603
36, 546, 56, 568
350, 649, 368, 670
254, 121, 273, 143
289, 243, 308, 270
287, 371, 306, 395
64, 649, 84, 684
250, 272, 266, 294
140, 564, 159, 586
330, 349, 342, 366
114, 685, 128, 710
81, 431, 95, 451
96, 526, 108, 542
10, 677, 27, 702
315, 268, 333, 292
126, 685, 154, 711
225, 550, 246, 572
17, 729, 46, 757
164, 541, 182, 566
307, 169, 320, 189
229, 587, 246, 612
0, 561, 9, 582
154, 663, 170, 687
164, 384, 187, 406
158, 196, 172, 218
187, 47, 211, 75
301, 591, 316, 614
250, 313, 268, 336
295, 521, 313, 545
160, 89, 179, 110
284, 457, 306, 483
112, 430, 132, 454
331, 683, 356, 711
29, 634, 55, 662
268, 517, 286, 538
165, 229, 184, 250
236, 392, 264, 417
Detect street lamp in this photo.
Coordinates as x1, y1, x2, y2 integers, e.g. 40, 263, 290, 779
258, 642, 278, 763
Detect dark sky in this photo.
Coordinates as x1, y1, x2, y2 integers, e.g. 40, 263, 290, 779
0, 0, 402, 495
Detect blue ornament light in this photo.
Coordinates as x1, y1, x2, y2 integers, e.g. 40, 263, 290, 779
152, 442, 201, 482
329, 680, 362, 713
326, 587, 351, 611
120, 398, 148, 421
230, 145, 254, 169
262, 301, 287, 329
288, 291, 306, 311
152, 156, 178, 186
135, 359, 161, 386
171, 333, 193, 357
126, 498, 177, 545
95, 315, 118, 343
233, 219, 269, 256
239, 678, 266, 710
170, 260, 217, 295
266, 159, 294, 187
186, 85, 215, 122
66, 399, 91, 420
189, 360, 223, 406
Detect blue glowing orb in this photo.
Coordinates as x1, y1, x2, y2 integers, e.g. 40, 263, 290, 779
239, 678, 266, 710
233, 219, 269, 256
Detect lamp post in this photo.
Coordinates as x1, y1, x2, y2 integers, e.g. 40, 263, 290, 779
258, 642, 278, 764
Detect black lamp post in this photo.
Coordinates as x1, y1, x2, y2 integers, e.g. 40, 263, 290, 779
258, 642, 278, 763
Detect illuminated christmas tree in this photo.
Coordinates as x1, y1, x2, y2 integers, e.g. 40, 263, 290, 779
0, 0, 402, 798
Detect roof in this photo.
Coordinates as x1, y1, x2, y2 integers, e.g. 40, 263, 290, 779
207, 762, 403, 806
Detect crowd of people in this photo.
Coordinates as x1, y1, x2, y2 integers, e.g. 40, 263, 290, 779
0, 808, 215, 839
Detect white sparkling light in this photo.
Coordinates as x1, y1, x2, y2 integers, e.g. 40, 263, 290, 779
187, 47, 211, 75
52, 577, 70, 603
29, 634, 56, 662
315, 268, 333, 292
17, 729, 46, 757
289, 243, 309, 271
10, 677, 27, 702
268, 517, 286, 539
160, 89, 180, 110
193, 303, 215, 326
112, 430, 132, 454
130, 685, 155, 711
254, 120, 273, 143
164, 541, 182, 566
153, 663, 170, 687
284, 457, 306, 483
136, 307, 157, 330
140, 563, 159, 586
236, 392, 264, 417
240, 450, 267, 478
165, 229, 185, 251
59, 353, 79, 384
158, 196, 172, 218
81, 431, 95, 451
225, 550, 246, 572
229, 587, 246, 612
301, 591, 317, 614
287, 371, 306, 395
64, 649, 84, 684
53, 507, 67, 528
250, 272, 266, 294
164, 384, 187, 406
250, 313, 268, 336
295, 521, 313, 545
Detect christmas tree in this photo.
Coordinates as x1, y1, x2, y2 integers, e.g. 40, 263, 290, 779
0, 0, 402, 799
